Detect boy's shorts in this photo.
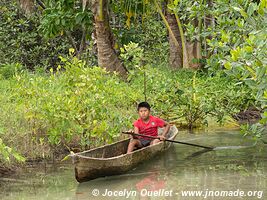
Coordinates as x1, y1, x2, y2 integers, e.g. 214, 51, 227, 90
139, 138, 151, 147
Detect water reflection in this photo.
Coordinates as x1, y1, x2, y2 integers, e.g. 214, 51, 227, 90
75, 148, 176, 200
1, 130, 266, 200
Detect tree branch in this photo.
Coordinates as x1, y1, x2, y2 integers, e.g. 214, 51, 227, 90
66, 31, 79, 53
78, 27, 87, 58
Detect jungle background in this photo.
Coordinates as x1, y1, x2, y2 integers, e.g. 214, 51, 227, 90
0, 0, 266, 172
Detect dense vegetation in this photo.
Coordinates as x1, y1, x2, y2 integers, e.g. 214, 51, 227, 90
0, 0, 266, 167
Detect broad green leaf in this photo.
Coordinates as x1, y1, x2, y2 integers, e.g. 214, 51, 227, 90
224, 62, 232, 70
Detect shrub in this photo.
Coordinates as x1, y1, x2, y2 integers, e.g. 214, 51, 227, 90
0, 1, 70, 70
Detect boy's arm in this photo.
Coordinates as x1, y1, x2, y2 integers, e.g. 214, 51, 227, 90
134, 126, 139, 134
159, 122, 171, 140
129, 126, 139, 139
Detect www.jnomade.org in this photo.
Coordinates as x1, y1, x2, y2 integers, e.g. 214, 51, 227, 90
91, 188, 263, 199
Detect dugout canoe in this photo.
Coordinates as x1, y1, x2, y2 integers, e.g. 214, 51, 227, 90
71, 125, 178, 182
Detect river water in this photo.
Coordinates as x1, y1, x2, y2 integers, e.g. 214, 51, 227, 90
1, 130, 266, 200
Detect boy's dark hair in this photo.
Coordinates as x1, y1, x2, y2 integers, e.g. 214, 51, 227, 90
137, 102, 151, 111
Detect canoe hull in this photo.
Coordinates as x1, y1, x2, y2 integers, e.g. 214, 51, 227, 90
72, 126, 178, 182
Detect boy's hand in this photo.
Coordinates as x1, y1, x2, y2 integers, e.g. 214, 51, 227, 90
128, 129, 138, 139
158, 135, 166, 141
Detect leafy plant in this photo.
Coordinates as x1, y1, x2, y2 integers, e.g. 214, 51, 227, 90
0, 63, 23, 79
0, 1, 70, 70
5, 56, 142, 150
206, 0, 267, 140
0, 138, 25, 163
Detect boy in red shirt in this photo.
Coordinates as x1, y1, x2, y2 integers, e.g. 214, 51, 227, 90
127, 102, 170, 153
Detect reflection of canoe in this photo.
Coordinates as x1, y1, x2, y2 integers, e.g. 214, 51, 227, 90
75, 172, 167, 200
72, 125, 178, 182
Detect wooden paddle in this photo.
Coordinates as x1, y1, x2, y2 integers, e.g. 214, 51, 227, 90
122, 131, 214, 150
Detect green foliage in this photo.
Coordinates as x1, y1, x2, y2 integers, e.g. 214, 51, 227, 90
111, 0, 153, 29
170, 0, 266, 138
0, 138, 25, 163
111, 2, 168, 65
204, 0, 267, 138
0, 1, 70, 70
120, 42, 144, 71
2, 57, 141, 151
0, 63, 23, 79
132, 67, 254, 129
240, 123, 266, 141
138, 18, 168, 64
39, 0, 97, 65
117, 21, 168, 64
0, 58, 255, 164
40, 0, 93, 38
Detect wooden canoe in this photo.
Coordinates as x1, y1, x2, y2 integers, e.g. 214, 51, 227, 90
71, 125, 178, 182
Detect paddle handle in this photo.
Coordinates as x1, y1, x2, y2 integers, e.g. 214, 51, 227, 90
122, 131, 213, 150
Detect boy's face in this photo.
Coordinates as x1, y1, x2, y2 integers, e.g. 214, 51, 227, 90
138, 107, 150, 121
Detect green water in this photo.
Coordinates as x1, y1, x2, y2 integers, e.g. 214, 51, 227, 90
1, 130, 266, 200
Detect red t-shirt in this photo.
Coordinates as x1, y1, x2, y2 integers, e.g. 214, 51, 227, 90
133, 115, 165, 139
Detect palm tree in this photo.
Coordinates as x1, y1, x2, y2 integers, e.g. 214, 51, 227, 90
166, 8, 183, 68
19, 0, 128, 77
158, 0, 189, 68
91, 0, 128, 77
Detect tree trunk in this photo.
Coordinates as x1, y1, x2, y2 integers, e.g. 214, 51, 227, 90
92, 0, 128, 77
166, 11, 183, 69
187, 18, 202, 69
18, 0, 34, 14
162, 0, 189, 69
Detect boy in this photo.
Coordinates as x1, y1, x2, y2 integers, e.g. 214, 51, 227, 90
127, 102, 171, 154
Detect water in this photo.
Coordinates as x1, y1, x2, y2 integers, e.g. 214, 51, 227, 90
1, 130, 266, 200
